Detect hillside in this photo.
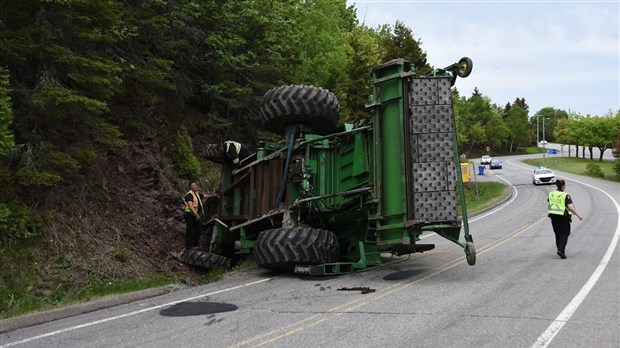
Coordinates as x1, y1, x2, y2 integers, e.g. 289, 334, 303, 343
1, 133, 223, 318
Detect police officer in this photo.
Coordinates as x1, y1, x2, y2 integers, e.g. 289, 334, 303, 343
548, 179, 583, 259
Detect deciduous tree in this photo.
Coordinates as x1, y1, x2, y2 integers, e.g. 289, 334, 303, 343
588, 113, 620, 161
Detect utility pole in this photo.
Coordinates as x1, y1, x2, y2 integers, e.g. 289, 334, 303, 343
536, 113, 540, 147
542, 115, 546, 159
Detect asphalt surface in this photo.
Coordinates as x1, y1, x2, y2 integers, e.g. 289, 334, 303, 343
2, 160, 618, 347
0, 168, 506, 334
0, 285, 185, 333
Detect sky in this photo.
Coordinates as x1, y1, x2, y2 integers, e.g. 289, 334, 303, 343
347, 0, 620, 118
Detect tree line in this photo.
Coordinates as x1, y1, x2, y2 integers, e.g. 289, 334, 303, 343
0, 0, 618, 242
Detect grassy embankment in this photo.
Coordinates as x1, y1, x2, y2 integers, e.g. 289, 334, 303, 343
461, 146, 620, 215
461, 182, 507, 213
522, 156, 620, 182
0, 251, 254, 320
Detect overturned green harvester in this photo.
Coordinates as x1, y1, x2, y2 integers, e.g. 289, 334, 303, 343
193, 57, 475, 275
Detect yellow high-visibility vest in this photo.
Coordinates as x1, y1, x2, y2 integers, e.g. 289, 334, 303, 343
548, 191, 570, 216
183, 190, 204, 216
225, 141, 242, 164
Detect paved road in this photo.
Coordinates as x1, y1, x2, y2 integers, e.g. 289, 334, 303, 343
1, 155, 618, 348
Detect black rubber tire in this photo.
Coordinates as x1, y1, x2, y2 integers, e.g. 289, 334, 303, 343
465, 242, 476, 266
253, 227, 339, 271
204, 143, 224, 164
457, 57, 473, 78
184, 249, 231, 270
259, 85, 340, 135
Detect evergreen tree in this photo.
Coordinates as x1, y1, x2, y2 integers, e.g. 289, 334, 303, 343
379, 21, 432, 74
342, 25, 381, 123
0, 66, 14, 157
503, 100, 530, 152
0, 0, 127, 186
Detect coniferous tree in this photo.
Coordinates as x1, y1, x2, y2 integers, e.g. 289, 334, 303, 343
504, 101, 530, 152
379, 21, 433, 74
342, 25, 381, 123
0, 67, 14, 157
0, 0, 127, 186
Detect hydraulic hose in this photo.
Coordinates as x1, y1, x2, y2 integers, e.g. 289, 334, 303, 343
275, 124, 298, 207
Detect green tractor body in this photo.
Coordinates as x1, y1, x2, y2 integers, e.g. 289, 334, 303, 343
196, 57, 475, 275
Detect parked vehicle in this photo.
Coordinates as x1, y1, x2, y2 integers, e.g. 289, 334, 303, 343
191, 57, 476, 275
532, 167, 556, 185
489, 159, 502, 169
480, 155, 492, 165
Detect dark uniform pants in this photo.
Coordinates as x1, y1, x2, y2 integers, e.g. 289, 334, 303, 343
184, 213, 203, 249
550, 215, 571, 253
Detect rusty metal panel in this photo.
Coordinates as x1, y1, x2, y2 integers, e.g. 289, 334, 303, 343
249, 165, 259, 219
249, 157, 283, 219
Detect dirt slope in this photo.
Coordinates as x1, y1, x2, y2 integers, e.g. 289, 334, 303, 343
37, 137, 203, 295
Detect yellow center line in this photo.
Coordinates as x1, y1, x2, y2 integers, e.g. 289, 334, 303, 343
235, 216, 547, 348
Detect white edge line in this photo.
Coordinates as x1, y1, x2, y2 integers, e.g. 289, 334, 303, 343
469, 171, 519, 222
1, 277, 276, 347
531, 177, 620, 347
5, 160, 617, 348
507, 158, 620, 347
420, 168, 519, 240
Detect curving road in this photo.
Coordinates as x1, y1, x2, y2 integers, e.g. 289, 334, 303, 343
1, 155, 618, 348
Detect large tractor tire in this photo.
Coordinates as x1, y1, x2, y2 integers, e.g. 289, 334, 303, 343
204, 143, 225, 164
259, 85, 340, 135
253, 227, 339, 271
183, 248, 231, 270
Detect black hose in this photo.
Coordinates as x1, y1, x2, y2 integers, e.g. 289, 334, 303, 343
275, 125, 298, 207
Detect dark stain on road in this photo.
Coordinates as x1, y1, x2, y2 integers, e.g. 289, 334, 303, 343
160, 301, 238, 317
337, 287, 375, 294
383, 270, 419, 280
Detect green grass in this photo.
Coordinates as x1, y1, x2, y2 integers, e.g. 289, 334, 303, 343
462, 182, 509, 214
0, 276, 178, 320
0, 250, 254, 320
0, 268, 177, 320
522, 157, 620, 182
523, 146, 546, 155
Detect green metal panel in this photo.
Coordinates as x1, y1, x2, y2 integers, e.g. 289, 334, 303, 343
370, 59, 411, 243
352, 132, 369, 177
206, 57, 475, 275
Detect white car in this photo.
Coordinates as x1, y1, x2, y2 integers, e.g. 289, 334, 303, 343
480, 155, 492, 165
532, 167, 556, 185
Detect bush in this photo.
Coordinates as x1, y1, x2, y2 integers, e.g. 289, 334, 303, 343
0, 200, 38, 242
585, 163, 605, 178
176, 126, 201, 179
0, 66, 15, 157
